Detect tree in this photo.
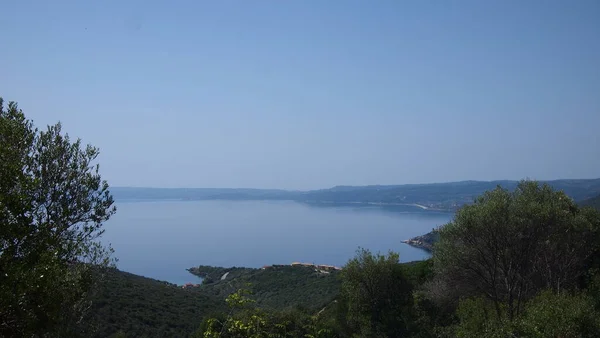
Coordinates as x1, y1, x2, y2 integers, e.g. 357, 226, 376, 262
339, 248, 413, 337
0, 98, 116, 336
453, 290, 600, 338
452, 296, 514, 338
433, 180, 600, 322
518, 290, 600, 338
201, 288, 267, 338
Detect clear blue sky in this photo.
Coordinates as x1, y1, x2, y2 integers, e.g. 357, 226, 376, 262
2, 1, 599, 190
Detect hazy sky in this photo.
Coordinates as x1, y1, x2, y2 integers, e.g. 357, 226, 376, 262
1, 1, 599, 190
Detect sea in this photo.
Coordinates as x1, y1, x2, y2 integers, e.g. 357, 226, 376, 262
101, 200, 452, 285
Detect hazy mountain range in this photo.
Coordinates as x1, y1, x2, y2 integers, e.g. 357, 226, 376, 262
112, 178, 600, 212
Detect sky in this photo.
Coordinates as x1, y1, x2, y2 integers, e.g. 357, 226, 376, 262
1, 1, 599, 190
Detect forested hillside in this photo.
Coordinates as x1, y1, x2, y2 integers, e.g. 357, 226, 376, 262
85, 259, 432, 337
84, 269, 224, 337
189, 265, 341, 310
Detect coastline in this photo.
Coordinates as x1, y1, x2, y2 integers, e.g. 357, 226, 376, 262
401, 230, 440, 253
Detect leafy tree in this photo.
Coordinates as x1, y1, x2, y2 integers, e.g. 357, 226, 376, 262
433, 180, 600, 322
0, 98, 116, 336
339, 248, 413, 337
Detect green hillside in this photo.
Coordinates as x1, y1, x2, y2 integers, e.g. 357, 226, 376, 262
189, 264, 342, 311
84, 265, 342, 337
84, 269, 224, 338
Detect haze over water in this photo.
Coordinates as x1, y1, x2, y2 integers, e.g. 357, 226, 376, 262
102, 200, 451, 285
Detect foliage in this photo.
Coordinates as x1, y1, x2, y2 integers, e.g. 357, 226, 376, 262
434, 181, 600, 322
406, 195, 600, 254
0, 98, 116, 337
585, 269, 600, 309
452, 297, 515, 338
517, 290, 600, 338
410, 290, 453, 338
85, 265, 341, 337
197, 250, 421, 338
198, 289, 336, 338
339, 248, 413, 337
451, 290, 600, 338
450, 290, 600, 338
401, 259, 435, 288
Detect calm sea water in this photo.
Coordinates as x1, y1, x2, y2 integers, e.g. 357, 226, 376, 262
101, 200, 452, 285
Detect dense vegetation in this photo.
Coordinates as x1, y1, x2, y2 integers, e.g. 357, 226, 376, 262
432, 182, 600, 336
84, 268, 224, 337
405, 192, 600, 252
74, 260, 434, 337
64, 259, 435, 337
189, 265, 341, 311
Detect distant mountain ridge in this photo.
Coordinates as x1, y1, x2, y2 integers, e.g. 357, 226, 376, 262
111, 178, 600, 212
580, 194, 600, 210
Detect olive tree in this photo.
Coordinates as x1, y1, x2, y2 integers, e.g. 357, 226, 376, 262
433, 180, 600, 322
0, 98, 116, 336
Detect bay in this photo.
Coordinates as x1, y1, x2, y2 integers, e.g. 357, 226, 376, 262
101, 200, 451, 285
